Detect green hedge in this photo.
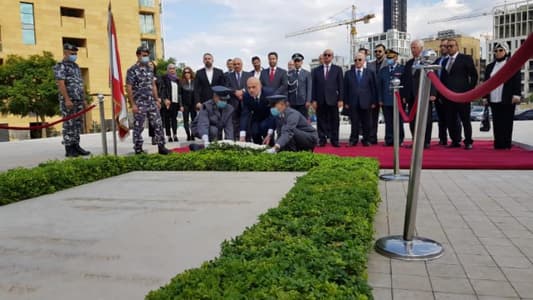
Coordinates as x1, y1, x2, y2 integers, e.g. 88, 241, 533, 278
0, 151, 380, 299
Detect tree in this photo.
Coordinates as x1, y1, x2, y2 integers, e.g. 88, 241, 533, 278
0, 52, 59, 136
154, 57, 181, 78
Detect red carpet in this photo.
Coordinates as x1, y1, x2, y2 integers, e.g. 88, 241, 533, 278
172, 140, 533, 170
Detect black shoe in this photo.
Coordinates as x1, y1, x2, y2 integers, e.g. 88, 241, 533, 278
65, 145, 79, 157
134, 148, 146, 155
331, 142, 340, 148
465, 144, 473, 150
158, 145, 170, 155
384, 141, 393, 147
318, 141, 326, 147
448, 143, 461, 148
348, 141, 357, 147
439, 140, 448, 146
74, 144, 91, 156
173, 135, 178, 142
424, 144, 431, 149
362, 141, 371, 147
187, 136, 193, 141
168, 136, 173, 143
151, 137, 156, 145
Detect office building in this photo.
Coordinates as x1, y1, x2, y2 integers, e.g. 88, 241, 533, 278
383, 0, 407, 33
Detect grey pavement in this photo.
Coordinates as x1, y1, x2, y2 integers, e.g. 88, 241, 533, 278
1, 120, 532, 172
0, 171, 303, 300
370, 170, 533, 300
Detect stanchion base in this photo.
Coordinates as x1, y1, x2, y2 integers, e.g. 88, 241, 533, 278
375, 235, 444, 261
380, 173, 410, 181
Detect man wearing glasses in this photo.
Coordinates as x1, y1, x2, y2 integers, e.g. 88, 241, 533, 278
311, 49, 344, 147
368, 44, 388, 144
441, 38, 478, 150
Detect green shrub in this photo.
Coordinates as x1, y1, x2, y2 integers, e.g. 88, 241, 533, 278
0, 151, 380, 299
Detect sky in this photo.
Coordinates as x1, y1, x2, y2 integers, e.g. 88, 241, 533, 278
161, 0, 507, 70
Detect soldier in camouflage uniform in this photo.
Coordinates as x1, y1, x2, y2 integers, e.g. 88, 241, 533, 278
53, 43, 91, 157
126, 46, 170, 155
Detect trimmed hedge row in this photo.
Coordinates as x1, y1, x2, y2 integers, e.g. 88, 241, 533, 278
0, 151, 380, 299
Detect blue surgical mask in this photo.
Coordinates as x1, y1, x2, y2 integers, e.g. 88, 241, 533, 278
140, 56, 150, 64
216, 100, 227, 109
68, 55, 77, 62
386, 58, 395, 66
270, 107, 280, 117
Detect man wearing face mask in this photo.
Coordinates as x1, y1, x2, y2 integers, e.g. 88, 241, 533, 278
264, 95, 318, 154
378, 49, 405, 146
191, 86, 235, 147
126, 46, 170, 155
53, 43, 91, 157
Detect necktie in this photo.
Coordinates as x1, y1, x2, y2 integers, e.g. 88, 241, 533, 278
357, 70, 362, 82
325, 65, 330, 80
446, 57, 455, 73
389, 66, 394, 73
236, 72, 241, 85
296, 69, 299, 77
269, 68, 275, 82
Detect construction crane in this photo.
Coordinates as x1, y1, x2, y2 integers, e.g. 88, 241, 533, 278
286, 5, 375, 62
427, 11, 493, 24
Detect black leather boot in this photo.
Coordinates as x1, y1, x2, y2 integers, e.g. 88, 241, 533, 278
65, 145, 79, 158
74, 144, 91, 156
158, 145, 170, 155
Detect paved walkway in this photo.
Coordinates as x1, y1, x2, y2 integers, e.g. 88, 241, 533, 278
0, 171, 302, 300
369, 170, 533, 300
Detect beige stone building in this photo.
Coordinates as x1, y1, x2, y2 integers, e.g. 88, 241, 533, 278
423, 30, 482, 75
0, 0, 163, 139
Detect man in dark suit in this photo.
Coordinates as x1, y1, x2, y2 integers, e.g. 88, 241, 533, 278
441, 38, 479, 150
225, 57, 252, 140
367, 44, 388, 144
240, 77, 275, 145
194, 53, 226, 110
287, 53, 312, 118
225, 58, 234, 75
401, 40, 433, 148
259, 52, 288, 96
311, 49, 344, 147
344, 53, 379, 146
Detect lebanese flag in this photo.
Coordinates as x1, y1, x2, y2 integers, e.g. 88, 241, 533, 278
108, 5, 129, 139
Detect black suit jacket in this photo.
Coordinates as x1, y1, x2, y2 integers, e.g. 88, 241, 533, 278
194, 67, 226, 104
344, 68, 378, 110
311, 64, 344, 106
484, 60, 521, 104
225, 71, 252, 109
240, 88, 275, 132
158, 75, 181, 105
259, 67, 288, 95
441, 53, 478, 95
400, 58, 420, 104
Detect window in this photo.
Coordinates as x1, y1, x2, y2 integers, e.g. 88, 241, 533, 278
141, 39, 156, 60
61, 7, 84, 18
139, 0, 154, 7
20, 2, 36, 45
139, 13, 155, 34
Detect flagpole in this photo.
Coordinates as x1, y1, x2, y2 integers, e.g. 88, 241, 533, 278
108, 4, 118, 156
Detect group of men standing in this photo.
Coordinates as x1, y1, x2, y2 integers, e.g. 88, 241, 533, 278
55, 38, 479, 156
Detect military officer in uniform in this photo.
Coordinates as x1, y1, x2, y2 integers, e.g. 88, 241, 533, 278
265, 95, 318, 153
53, 43, 91, 157
191, 86, 235, 147
287, 53, 312, 118
126, 46, 170, 155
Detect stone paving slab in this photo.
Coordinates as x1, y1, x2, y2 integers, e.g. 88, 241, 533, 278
369, 170, 533, 300
0, 171, 303, 300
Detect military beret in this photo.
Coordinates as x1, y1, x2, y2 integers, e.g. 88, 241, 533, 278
212, 85, 233, 100
136, 45, 150, 54
267, 95, 287, 106
291, 53, 304, 61
63, 43, 78, 51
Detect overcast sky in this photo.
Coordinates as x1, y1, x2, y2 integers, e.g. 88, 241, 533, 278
161, 0, 507, 70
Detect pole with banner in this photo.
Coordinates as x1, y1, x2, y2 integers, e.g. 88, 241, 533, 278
375, 49, 444, 261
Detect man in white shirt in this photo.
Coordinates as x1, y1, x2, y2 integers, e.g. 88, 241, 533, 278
250, 56, 262, 79
194, 53, 226, 109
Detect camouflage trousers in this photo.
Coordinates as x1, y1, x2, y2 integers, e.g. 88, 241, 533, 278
133, 101, 165, 151
60, 100, 84, 146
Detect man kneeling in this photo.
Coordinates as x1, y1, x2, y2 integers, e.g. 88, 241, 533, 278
191, 86, 235, 148
265, 95, 318, 153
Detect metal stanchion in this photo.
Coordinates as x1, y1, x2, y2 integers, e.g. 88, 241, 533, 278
97, 94, 108, 156
380, 77, 409, 181
111, 96, 118, 156
375, 50, 444, 261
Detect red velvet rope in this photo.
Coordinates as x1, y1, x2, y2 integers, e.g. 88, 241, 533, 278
395, 91, 418, 122
428, 33, 533, 103
0, 104, 96, 130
